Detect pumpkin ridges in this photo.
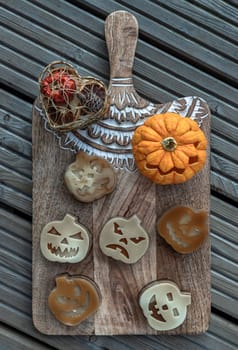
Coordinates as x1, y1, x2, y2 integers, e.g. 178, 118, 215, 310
159, 152, 174, 173
177, 144, 197, 158
159, 171, 174, 184
187, 117, 201, 131
171, 152, 186, 169
164, 113, 179, 133
190, 152, 206, 172
198, 150, 207, 160
137, 141, 162, 155
173, 118, 191, 136
140, 127, 162, 142
134, 151, 145, 161
174, 150, 189, 167
197, 139, 207, 150
146, 117, 168, 138
176, 130, 201, 144
191, 163, 204, 172
157, 118, 170, 137
131, 128, 143, 145
174, 172, 187, 184
141, 161, 158, 179
145, 114, 168, 133
184, 167, 196, 179
147, 149, 165, 166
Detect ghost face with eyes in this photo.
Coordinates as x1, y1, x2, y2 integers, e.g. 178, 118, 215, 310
40, 214, 91, 263
99, 215, 149, 264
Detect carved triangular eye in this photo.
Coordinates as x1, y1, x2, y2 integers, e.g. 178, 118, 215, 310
70, 232, 84, 240
48, 227, 61, 235
113, 223, 123, 235
130, 237, 145, 244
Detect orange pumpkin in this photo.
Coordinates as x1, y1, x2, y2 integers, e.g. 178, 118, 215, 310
132, 112, 207, 184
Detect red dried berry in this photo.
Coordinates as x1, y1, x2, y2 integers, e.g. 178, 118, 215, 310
41, 71, 76, 104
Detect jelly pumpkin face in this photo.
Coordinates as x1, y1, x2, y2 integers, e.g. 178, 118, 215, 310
99, 215, 149, 264
40, 214, 91, 263
139, 281, 191, 331
64, 152, 116, 203
157, 206, 208, 254
48, 275, 101, 326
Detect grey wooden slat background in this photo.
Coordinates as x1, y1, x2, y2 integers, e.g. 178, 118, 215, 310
0, 0, 237, 349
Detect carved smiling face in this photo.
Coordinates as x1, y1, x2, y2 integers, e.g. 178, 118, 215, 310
139, 281, 191, 331
48, 274, 101, 326
132, 112, 207, 184
157, 206, 208, 254
99, 215, 149, 264
40, 214, 91, 263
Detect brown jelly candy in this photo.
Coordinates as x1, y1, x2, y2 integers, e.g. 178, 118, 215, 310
157, 206, 208, 254
48, 274, 101, 326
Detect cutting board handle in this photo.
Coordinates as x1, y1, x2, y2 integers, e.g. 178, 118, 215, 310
105, 10, 138, 79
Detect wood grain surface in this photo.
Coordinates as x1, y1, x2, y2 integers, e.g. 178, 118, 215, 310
32, 10, 211, 335
1, 0, 238, 348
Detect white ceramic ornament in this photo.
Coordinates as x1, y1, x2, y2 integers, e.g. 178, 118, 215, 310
139, 281, 191, 331
40, 214, 91, 263
99, 215, 149, 264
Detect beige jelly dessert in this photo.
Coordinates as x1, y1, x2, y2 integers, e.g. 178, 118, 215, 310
99, 215, 149, 264
40, 214, 91, 263
139, 280, 191, 331
64, 152, 116, 202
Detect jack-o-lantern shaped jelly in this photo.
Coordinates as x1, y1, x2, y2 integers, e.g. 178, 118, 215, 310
139, 280, 191, 331
99, 215, 149, 264
48, 274, 101, 326
157, 206, 208, 254
40, 214, 91, 263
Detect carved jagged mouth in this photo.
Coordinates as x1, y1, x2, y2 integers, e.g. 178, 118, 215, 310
106, 244, 129, 259
47, 243, 79, 257
145, 156, 199, 175
149, 298, 166, 323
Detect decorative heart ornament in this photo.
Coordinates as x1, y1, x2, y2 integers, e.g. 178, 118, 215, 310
39, 61, 108, 132
139, 280, 191, 331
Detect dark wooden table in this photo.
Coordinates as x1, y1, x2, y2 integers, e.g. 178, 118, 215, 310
1, 1, 237, 349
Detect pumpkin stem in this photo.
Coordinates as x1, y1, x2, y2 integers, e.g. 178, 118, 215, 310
161, 137, 177, 152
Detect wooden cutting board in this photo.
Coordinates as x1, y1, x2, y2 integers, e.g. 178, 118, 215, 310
32, 10, 211, 335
